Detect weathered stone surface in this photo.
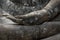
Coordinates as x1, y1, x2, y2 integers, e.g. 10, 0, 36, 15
0, 17, 60, 40
0, 0, 60, 40
42, 34, 60, 40
0, 0, 49, 16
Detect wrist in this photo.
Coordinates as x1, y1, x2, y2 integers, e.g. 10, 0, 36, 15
42, 7, 58, 19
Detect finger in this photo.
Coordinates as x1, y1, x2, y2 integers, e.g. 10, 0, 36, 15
15, 15, 29, 19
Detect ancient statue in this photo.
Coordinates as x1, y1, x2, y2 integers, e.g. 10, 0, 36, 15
2, 0, 60, 25
0, 0, 60, 40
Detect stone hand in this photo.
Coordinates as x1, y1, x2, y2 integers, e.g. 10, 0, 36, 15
15, 9, 49, 25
